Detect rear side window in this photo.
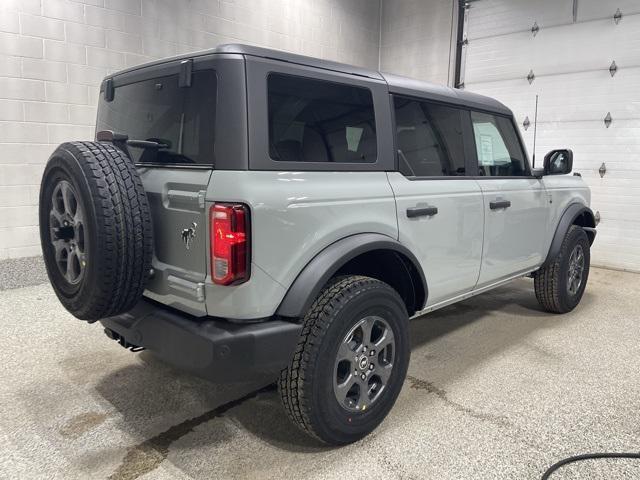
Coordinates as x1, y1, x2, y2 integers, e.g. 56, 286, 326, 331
97, 70, 216, 165
470, 111, 527, 176
268, 73, 377, 163
393, 97, 466, 177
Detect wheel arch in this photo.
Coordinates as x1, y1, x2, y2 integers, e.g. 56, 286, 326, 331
276, 233, 427, 319
543, 203, 596, 267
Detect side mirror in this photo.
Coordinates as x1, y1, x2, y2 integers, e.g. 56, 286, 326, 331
543, 149, 573, 175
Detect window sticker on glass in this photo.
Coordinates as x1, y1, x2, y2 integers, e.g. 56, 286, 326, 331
346, 126, 364, 152
479, 134, 494, 166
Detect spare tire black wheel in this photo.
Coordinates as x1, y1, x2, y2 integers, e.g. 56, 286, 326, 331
39, 141, 153, 321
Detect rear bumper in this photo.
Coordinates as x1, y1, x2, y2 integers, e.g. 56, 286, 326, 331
100, 299, 301, 383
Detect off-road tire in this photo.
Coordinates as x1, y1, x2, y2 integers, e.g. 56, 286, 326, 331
534, 225, 590, 313
278, 275, 410, 445
39, 141, 153, 321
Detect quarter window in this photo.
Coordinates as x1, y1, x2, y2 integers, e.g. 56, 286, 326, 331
393, 97, 466, 177
268, 73, 377, 163
470, 111, 527, 177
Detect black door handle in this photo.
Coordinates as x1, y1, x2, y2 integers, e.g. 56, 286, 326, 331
490, 200, 511, 210
407, 206, 438, 218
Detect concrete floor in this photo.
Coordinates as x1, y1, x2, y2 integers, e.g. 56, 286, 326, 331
1, 262, 639, 479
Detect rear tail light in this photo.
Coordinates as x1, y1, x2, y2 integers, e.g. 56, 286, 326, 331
210, 203, 250, 285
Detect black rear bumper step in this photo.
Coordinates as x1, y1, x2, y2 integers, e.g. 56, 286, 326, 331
100, 299, 301, 383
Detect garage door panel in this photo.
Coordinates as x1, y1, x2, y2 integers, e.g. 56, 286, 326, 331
594, 224, 640, 241
597, 236, 640, 252
467, 78, 640, 125
515, 69, 640, 123
467, 0, 573, 41
592, 249, 640, 271
466, 15, 640, 84
525, 120, 640, 158
577, 0, 640, 23
590, 186, 640, 197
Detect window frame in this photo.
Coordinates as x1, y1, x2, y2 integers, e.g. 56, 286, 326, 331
246, 56, 394, 172
267, 72, 378, 165
389, 94, 534, 181
391, 94, 476, 179
466, 109, 533, 179
98, 53, 248, 171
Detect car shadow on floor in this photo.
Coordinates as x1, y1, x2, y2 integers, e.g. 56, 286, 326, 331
91, 277, 588, 473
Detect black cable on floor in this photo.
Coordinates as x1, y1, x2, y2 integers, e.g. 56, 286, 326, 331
542, 452, 640, 479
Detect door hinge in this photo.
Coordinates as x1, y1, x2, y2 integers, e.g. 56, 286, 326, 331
531, 21, 539, 37
168, 275, 206, 302
599, 162, 607, 178
614, 8, 623, 24
527, 69, 535, 84
167, 189, 207, 210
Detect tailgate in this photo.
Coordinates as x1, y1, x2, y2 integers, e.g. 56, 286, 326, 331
140, 167, 212, 316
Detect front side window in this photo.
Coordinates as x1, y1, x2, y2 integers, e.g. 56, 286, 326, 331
393, 97, 466, 177
268, 73, 377, 163
97, 70, 216, 165
470, 111, 527, 177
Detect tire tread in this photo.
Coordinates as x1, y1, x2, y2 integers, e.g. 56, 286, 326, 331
40, 141, 153, 320
534, 225, 588, 314
278, 275, 395, 442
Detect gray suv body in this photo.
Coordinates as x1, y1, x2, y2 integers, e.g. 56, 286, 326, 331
39, 44, 596, 445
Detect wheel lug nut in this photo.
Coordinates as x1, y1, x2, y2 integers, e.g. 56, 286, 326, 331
369, 364, 374, 370
369, 350, 375, 356
363, 346, 367, 352
361, 374, 366, 380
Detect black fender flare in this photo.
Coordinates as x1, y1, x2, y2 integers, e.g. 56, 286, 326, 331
543, 203, 596, 266
276, 233, 428, 319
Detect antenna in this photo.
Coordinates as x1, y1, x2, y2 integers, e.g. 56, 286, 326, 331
532, 94, 539, 168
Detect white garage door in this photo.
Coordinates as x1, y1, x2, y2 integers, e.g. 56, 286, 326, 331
462, 0, 640, 272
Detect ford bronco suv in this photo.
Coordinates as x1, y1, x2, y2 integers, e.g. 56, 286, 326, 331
39, 44, 596, 445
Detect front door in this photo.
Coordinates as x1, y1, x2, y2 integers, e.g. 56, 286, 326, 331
388, 97, 484, 307
469, 111, 548, 286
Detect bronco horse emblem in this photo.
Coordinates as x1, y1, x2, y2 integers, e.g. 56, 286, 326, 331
181, 222, 197, 250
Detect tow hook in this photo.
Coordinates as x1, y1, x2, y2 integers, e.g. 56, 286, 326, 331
103, 328, 145, 352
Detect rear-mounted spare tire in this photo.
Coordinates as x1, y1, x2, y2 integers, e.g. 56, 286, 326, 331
39, 141, 153, 321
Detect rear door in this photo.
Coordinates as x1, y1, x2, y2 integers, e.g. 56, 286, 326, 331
96, 57, 225, 316
468, 111, 548, 286
388, 97, 484, 306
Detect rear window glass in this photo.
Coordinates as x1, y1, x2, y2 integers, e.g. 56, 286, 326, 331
267, 73, 377, 163
96, 70, 216, 165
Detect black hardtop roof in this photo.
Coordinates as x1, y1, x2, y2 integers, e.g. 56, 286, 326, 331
107, 43, 511, 116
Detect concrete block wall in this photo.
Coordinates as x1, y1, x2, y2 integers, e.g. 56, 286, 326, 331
379, 0, 455, 85
0, 0, 382, 259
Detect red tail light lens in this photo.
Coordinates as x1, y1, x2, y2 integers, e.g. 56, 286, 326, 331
210, 203, 250, 285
